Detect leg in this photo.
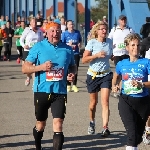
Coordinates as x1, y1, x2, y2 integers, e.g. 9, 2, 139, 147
100, 88, 110, 127
118, 95, 139, 147
53, 118, 64, 150
3, 43, 8, 60
0, 46, 3, 59
72, 54, 80, 92
51, 94, 67, 150
89, 92, 98, 122
7, 43, 12, 60
33, 92, 51, 150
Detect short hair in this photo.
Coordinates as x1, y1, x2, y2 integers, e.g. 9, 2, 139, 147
124, 33, 141, 46
146, 17, 150, 22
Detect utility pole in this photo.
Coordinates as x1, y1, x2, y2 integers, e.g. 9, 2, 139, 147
74, 0, 78, 29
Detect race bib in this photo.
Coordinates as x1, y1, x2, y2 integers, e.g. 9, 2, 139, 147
29, 40, 37, 47
124, 80, 143, 95
46, 67, 64, 81
118, 43, 126, 49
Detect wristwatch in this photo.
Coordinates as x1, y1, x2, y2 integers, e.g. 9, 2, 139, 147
141, 82, 144, 88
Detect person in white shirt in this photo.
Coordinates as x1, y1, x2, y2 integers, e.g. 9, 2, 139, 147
108, 15, 134, 66
60, 17, 66, 33
20, 17, 44, 86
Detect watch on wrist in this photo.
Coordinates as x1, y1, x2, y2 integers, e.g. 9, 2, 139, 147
141, 82, 144, 88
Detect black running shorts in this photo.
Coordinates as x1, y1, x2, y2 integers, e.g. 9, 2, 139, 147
86, 72, 113, 93
34, 92, 67, 121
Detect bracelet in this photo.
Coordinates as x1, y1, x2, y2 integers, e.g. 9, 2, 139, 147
141, 82, 144, 88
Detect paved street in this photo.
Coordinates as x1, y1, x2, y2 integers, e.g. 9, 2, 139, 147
0, 42, 150, 150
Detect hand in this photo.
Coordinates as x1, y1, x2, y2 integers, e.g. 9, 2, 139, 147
113, 44, 116, 48
41, 61, 53, 72
24, 45, 29, 49
9, 34, 12, 37
112, 84, 120, 93
131, 80, 143, 88
110, 55, 114, 61
67, 73, 75, 82
96, 51, 106, 58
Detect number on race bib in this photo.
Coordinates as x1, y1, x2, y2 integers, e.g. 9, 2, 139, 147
46, 67, 64, 81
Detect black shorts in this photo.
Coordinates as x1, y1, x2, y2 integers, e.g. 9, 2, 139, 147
22, 51, 29, 61
86, 72, 113, 93
114, 55, 129, 66
34, 92, 67, 121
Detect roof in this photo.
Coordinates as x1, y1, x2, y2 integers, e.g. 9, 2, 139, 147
46, 2, 84, 17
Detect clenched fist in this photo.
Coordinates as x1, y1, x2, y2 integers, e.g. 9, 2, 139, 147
96, 51, 106, 58
41, 61, 53, 72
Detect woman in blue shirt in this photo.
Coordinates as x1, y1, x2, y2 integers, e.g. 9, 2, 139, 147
112, 33, 150, 150
61, 20, 82, 92
82, 21, 113, 137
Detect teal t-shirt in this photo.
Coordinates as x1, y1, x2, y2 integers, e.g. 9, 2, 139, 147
14, 27, 24, 46
26, 39, 75, 94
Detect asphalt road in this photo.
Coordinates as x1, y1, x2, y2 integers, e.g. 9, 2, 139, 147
0, 41, 150, 150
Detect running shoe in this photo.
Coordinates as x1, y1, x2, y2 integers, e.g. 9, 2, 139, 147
101, 127, 110, 137
67, 85, 71, 92
88, 122, 95, 135
143, 130, 150, 145
72, 85, 79, 92
16, 58, 20, 64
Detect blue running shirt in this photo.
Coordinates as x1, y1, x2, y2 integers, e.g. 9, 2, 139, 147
116, 58, 150, 97
61, 30, 82, 55
26, 39, 75, 94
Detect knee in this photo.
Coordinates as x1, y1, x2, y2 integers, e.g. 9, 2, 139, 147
36, 121, 46, 131
53, 119, 63, 132
89, 98, 97, 108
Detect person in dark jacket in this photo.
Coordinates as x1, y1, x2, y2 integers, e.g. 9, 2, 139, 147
140, 33, 150, 58
140, 17, 150, 39
3, 21, 14, 61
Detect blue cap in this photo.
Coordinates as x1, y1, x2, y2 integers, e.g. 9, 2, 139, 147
54, 19, 61, 24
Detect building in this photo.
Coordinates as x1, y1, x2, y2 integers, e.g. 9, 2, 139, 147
46, 2, 84, 19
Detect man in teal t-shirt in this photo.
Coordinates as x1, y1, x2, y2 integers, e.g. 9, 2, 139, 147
14, 21, 25, 63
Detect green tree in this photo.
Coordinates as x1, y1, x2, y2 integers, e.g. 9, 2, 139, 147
78, 0, 108, 24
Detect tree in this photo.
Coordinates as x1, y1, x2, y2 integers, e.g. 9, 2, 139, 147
78, 0, 108, 24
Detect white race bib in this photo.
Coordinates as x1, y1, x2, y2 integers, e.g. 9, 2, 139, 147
124, 80, 143, 95
46, 67, 64, 81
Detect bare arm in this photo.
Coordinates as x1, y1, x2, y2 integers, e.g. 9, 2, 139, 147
22, 61, 52, 74
82, 50, 106, 64
112, 72, 122, 92
14, 35, 21, 38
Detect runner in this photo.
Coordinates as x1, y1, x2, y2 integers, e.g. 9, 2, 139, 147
61, 20, 82, 92
82, 21, 113, 137
0, 24, 7, 60
108, 15, 134, 66
112, 33, 150, 150
3, 21, 14, 61
14, 21, 25, 64
20, 17, 44, 86
22, 22, 76, 150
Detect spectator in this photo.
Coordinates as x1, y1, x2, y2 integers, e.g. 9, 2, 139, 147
90, 19, 95, 29
0, 15, 6, 28
103, 16, 108, 24
140, 17, 150, 39
60, 17, 66, 33
36, 13, 43, 27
